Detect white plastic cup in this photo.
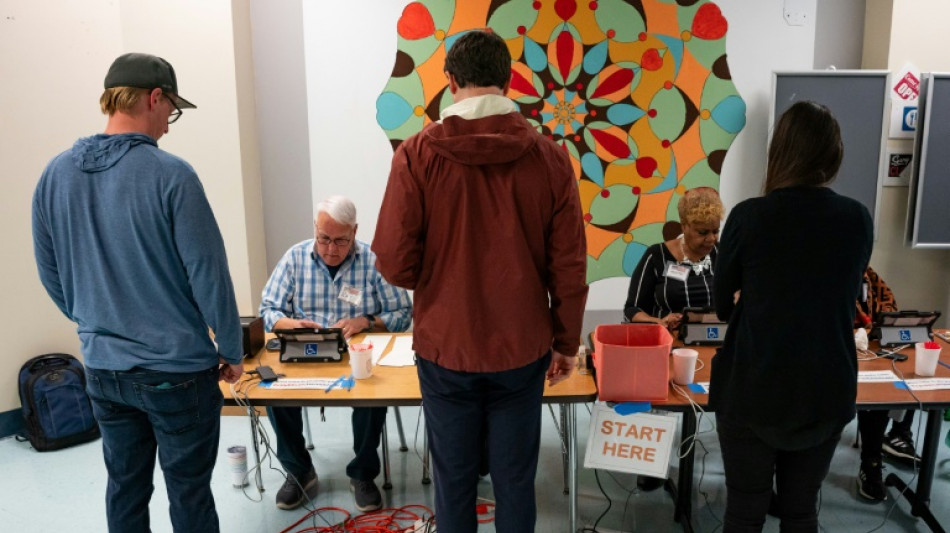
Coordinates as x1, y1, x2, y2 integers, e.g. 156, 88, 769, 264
227, 445, 248, 488
349, 343, 374, 379
671, 348, 700, 385
914, 342, 942, 377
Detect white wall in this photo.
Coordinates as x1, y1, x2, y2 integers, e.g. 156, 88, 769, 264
0, 0, 265, 413
866, 0, 950, 323
250, 0, 315, 271
296, 0, 820, 311
815, 0, 866, 70
302, 0, 409, 241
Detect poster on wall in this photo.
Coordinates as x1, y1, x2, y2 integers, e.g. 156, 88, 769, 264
889, 63, 919, 139
887, 152, 912, 181
375, 0, 746, 283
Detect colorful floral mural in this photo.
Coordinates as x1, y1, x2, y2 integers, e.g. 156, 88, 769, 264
376, 0, 745, 283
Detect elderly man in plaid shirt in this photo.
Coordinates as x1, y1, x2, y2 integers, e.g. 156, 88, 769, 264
259, 195, 412, 513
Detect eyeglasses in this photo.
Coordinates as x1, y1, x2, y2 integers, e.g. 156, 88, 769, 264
316, 236, 352, 247
163, 94, 182, 124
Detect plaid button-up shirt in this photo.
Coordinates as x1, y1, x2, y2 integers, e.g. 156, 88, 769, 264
260, 239, 412, 333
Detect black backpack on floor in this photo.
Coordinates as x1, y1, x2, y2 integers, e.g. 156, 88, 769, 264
18, 353, 100, 451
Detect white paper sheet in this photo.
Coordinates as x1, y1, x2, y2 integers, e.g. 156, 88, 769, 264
858, 370, 901, 383
378, 335, 416, 367
359, 334, 395, 365
901, 378, 950, 391
262, 378, 339, 390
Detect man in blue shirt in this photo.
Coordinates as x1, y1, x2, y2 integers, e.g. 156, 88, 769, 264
260, 195, 412, 512
32, 53, 243, 533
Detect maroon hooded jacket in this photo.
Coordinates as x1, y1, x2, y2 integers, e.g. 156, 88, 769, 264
373, 109, 588, 373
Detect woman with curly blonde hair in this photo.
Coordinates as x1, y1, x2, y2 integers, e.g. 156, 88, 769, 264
623, 186, 724, 331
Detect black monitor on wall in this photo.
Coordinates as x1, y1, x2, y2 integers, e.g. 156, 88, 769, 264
771, 71, 889, 233
907, 72, 950, 248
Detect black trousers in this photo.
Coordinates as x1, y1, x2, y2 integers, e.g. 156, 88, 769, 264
857, 408, 916, 461
266, 405, 386, 481
417, 353, 550, 533
718, 416, 840, 533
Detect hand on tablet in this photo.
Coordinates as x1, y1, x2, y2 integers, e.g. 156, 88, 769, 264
274, 317, 322, 330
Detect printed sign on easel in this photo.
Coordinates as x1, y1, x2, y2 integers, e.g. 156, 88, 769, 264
890, 63, 920, 139
583, 403, 677, 478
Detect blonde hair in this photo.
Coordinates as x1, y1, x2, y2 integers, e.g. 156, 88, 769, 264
99, 87, 148, 115
677, 187, 724, 226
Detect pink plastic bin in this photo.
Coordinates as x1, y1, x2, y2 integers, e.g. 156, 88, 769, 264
592, 323, 672, 402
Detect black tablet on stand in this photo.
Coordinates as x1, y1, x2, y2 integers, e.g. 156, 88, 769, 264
274, 328, 347, 363
870, 310, 941, 347
679, 307, 728, 346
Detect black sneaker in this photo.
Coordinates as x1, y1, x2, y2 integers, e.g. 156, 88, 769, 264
276, 468, 318, 510
857, 459, 886, 502
350, 478, 382, 512
882, 432, 921, 465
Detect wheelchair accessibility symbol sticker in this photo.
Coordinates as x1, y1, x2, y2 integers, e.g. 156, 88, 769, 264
305, 343, 319, 356
706, 327, 720, 340
899, 329, 912, 342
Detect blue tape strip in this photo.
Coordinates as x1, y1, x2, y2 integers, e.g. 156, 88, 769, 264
688, 383, 707, 394
612, 402, 652, 415
894, 381, 909, 390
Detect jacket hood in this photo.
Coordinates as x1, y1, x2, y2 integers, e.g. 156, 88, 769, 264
71, 133, 157, 172
424, 112, 539, 165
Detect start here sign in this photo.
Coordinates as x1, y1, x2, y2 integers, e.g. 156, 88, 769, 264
584, 404, 678, 478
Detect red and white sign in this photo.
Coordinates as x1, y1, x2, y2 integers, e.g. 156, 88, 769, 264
890, 63, 920, 139
893, 71, 920, 101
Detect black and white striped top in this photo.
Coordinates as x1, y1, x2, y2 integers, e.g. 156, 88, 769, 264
623, 242, 718, 321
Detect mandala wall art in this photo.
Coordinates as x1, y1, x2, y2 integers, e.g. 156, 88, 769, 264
376, 0, 746, 283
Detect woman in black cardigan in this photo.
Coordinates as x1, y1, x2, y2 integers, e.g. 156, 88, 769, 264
711, 101, 873, 532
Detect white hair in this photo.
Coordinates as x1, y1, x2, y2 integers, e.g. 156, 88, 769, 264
315, 195, 357, 227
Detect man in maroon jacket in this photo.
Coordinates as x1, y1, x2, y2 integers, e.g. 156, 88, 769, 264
373, 30, 588, 533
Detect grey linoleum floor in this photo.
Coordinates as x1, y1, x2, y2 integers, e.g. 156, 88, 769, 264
2, 405, 949, 532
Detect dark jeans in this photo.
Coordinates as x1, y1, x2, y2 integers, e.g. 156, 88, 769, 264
266, 406, 386, 481
85, 366, 223, 533
858, 408, 916, 460
417, 352, 550, 533
718, 416, 839, 533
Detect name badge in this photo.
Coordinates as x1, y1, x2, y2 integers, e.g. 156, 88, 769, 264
338, 284, 363, 306
665, 262, 690, 282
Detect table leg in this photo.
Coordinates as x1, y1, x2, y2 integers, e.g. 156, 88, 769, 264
247, 404, 264, 493
561, 404, 570, 495
394, 407, 409, 452
673, 410, 697, 532
302, 407, 314, 450
566, 403, 578, 533
885, 408, 946, 533
382, 422, 393, 490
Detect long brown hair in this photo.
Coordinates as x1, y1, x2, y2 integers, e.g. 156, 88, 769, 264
765, 101, 843, 194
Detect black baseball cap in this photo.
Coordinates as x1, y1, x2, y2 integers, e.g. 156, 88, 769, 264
104, 53, 196, 109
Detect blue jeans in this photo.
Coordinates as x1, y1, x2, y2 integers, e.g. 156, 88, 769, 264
417, 352, 550, 533
85, 366, 223, 533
